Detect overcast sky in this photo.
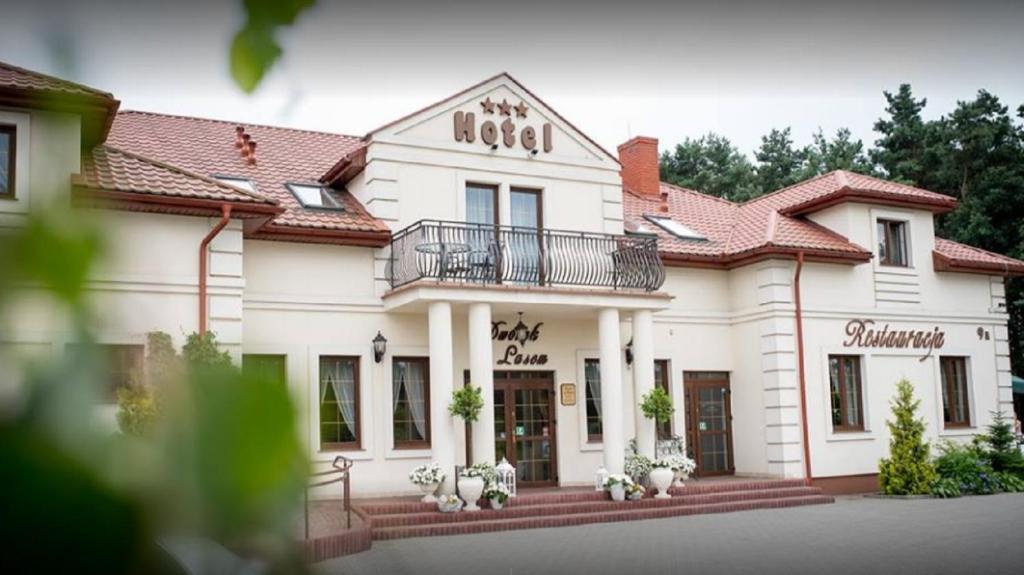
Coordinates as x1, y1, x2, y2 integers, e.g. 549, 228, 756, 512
2, 0, 1022, 156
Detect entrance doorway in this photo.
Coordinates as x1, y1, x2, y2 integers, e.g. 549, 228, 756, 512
684, 372, 734, 476
494, 371, 557, 487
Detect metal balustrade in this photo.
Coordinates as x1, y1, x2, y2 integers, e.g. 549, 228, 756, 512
387, 220, 665, 292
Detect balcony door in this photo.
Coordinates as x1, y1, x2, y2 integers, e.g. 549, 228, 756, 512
509, 188, 544, 285
465, 183, 499, 282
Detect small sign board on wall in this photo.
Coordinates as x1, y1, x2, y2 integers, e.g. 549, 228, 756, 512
560, 383, 576, 406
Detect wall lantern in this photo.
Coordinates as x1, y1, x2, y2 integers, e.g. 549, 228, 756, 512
372, 331, 388, 363
624, 337, 634, 366
512, 312, 530, 345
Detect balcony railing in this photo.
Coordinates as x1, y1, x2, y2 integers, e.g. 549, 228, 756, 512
387, 220, 665, 292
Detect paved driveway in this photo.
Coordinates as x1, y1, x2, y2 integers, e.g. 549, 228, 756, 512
318, 494, 1024, 575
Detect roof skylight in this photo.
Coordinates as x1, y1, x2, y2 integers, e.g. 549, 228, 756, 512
214, 175, 258, 194
287, 183, 345, 210
644, 215, 707, 241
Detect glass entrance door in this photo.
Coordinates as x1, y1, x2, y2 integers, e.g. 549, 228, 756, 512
494, 371, 557, 487
684, 372, 734, 476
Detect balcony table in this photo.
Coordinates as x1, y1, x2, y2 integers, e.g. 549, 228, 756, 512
414, 241, 472, 279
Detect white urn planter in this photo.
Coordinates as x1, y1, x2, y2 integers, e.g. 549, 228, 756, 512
418, 482, 440, 503
609, 484, 626, 502
650, 467, 675, 499
490, 497, 504, 511
458, 476, 486, 511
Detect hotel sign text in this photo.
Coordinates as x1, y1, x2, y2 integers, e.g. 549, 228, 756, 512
842, 319, 946, 362
454, 97, 553, 153
492, 319, 549, 366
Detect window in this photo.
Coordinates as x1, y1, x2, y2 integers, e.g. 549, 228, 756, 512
393, 357, 430, 448
66, 343, 144, 401
0, 124, 14, 198
584, 358, 603, 442
644, 215, 706, 241
877, 219, 909, 267
828, 355, 864, 431
654, 359, 672, 439
319, 356, 360, 450
242, 354, 286, 386
214, 175, 258, 194
466, 183, 498, 225
510, 188, 542, 229
287, 182, 344, 210
940, 357, 971, 428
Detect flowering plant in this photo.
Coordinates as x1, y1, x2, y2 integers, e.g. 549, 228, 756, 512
460, 462, 498, 483
659, 454, 697, 474
409, 463, 445, 486
624, 454, 652, 482
437, 493, 463, 513
483, 481, 511, 504
626, 482, 645, 499
602, 473, 635, 489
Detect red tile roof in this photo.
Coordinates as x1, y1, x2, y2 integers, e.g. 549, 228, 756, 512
107, 111, 389, 238
0, 60, 114, 99
623, 180, 872, 267
761, 170, 956, 215
934, 238, 1024, 275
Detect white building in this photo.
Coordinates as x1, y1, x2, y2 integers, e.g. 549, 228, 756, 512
2, 62, 1021, 496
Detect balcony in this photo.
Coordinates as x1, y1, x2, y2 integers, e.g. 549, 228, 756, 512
386, 220, 665, 292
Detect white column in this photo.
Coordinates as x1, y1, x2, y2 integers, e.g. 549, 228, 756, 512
468, 303, 496, 465
598, 307, 625, 474
428, 301, 457, 492
632, 309, 656, 459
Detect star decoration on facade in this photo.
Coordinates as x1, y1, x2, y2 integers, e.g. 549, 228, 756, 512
480, 97, 496, 114
498, 98, 513, 116
514, 101, 528, 118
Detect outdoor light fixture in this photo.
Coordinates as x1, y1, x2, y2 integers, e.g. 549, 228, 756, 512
372, 331, 387, 363
512, 312, 530, 345
624, 337, 634, 366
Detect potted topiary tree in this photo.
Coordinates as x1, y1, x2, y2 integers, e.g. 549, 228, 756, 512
879, 379, 936, 495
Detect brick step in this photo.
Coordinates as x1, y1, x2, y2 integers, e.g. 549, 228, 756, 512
358, 478, 808, 516
369, 487, 822, 528
371, 495, 834, 541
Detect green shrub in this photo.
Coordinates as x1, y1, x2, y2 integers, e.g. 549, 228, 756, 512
878, 379, 937, 495
116, 385, 158, 437
933, 441, 995, 495
640, 387, 674, 424
929, 477, 962, 499
182, 331, 233, 370
975, 411, 1024, 478
994, 472, 1024, 493
449, 385, 484, 423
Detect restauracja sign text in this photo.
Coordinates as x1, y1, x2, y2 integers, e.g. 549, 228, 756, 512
842, 319, 946, 362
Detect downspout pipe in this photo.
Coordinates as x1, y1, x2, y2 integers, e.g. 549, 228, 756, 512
199, 205, 232, 334
793, 251, 814, 484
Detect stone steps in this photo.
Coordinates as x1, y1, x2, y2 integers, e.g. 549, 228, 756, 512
369, 494, 834, 541
368, 486, 821, 528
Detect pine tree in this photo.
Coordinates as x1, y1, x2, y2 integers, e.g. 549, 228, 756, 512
980, 411, 1024, 476
659, 133, 759, 201
799, 128, 874, 179
871, 84, 928, 183
754, 128, 805, 193
878, 379, 937, 495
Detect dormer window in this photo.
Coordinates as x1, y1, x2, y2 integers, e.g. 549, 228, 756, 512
877, 219, 909, 267
214, 175, 258, 194
644, 215, 706, 241
287, 183, 344, 211
0, 124, 15, 198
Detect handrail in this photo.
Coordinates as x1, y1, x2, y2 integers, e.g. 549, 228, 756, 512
387, 220, 666, 292
304, 456, 353, 538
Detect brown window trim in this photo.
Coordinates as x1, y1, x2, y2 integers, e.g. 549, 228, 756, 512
392, 356, 431, 450
1, 124, 16, 200
584, 358, 603, 443
940, 356, 971, 428
319, 355, 361, 452
829, 355, 865, 433
465, 182, 499, 226
878, 219, 909, 268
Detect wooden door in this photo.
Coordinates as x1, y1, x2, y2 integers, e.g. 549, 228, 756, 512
494, 371, 558, 487
684, 372, 734, 476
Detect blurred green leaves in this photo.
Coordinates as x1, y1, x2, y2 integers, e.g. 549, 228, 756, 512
231, 0, 316, 93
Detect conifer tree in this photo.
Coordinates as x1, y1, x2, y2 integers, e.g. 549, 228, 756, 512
878, 379, 936, 495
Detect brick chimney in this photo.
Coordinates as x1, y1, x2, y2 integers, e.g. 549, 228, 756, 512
618, 136, 660, 197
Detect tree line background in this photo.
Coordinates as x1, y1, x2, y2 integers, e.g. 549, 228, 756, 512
659, 86, 1024, 377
